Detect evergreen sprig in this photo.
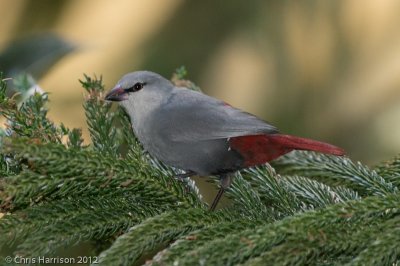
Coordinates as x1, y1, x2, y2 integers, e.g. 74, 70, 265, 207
81, 74, 118, 155
149, 219, 264, 265
96, 208, 232, 265
0, 138, 203, 212
168, 193, 400, 265
272, 151, 398, 196
375, 154, 400, 187
0, 74, 73, 144
0, 70, 399, 265
0, 193, 164, 251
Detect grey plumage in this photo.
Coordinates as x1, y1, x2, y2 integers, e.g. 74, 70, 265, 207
109, 71, 276, 175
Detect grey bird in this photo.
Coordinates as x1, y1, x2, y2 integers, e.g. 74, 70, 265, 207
105, 71, 344, 210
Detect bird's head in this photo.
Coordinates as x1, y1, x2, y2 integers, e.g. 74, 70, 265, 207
105, 71, 173, 104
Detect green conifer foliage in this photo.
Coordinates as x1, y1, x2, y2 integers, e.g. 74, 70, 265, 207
0, 70, 399, 265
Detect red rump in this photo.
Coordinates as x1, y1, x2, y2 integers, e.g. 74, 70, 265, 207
229, 134, 345, 167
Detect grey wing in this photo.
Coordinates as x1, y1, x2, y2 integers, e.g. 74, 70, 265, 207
155, 88, 278, 142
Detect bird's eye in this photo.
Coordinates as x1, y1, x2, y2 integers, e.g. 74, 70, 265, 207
126, 82, 145, 93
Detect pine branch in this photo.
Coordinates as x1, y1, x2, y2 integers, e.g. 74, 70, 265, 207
0, 74, 68, 144
171, 193, 400, 265
242, 218, 387, 265
348, 216, 400, 266
0, 193, 164, 251
281, 175, 360, 208
226, 172, 275, 218
16, 207, 146, 257
149, 219, 264, 266
272, 151, 398, 196
0, 74, 83, 180
0, 139, 201, 210
375, 154, 400, 187
116, 107, 144, 161
81, 74, 118, 155
96, 209, 232, 266
242, 166, 305, 216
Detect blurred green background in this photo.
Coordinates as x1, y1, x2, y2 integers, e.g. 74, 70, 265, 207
1, 0, 400, 164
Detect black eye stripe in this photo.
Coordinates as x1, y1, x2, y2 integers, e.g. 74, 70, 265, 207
125, 82, 146, 93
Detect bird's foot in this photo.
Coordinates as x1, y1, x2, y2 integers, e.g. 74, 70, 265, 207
174, 171, 196, 182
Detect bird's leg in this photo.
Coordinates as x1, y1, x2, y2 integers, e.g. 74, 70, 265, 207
174, 170, 196, 181
209, 173, 233, 211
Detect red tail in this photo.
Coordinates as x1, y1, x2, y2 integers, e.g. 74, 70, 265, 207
230, 134, 345, 167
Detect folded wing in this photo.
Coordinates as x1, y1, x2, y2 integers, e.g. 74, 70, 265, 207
157, 88, 278, 142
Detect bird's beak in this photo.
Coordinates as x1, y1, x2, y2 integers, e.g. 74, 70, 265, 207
105, 85, 126, 101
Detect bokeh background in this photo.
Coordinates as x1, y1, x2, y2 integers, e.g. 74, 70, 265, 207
1, 0, 400, 165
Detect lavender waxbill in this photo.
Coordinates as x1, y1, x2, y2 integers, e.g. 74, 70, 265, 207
105, 71, 344, 210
